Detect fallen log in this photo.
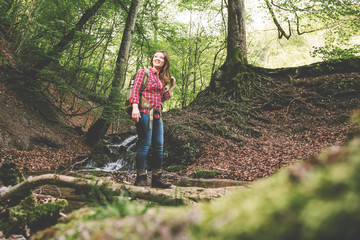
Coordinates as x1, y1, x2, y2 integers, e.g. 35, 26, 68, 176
0, 174, 185, 206
0, 174, 242, 207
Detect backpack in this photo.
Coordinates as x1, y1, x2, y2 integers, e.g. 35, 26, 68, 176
125, 68, 150, 115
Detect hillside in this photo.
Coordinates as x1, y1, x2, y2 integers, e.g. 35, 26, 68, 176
0, 67, 89, 171
164, 64, 360, 181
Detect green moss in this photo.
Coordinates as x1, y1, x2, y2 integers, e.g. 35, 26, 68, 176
351, 109, 360, 127
192, 168, 222, 179
165, 165, 184, 172
0, 195, 67, 236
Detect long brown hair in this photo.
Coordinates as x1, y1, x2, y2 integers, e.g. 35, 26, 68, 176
150, 50, 171, 84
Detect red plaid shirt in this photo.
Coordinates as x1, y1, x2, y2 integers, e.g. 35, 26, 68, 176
129, 67, 171, 118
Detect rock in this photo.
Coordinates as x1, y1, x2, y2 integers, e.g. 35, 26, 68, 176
0, 160, 24, 186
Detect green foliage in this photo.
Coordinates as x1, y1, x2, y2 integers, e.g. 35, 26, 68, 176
0, 195, 67, 236
261, 0, 360, 61
88, 194, 151, 220
312, 45, 360, 60
4, 0, 358, 132
177, 0, 214, 10
2, 0, 228, 124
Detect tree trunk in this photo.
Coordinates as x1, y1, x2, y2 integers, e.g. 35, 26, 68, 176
33, 0, 107, 71
209, 0, 251, 96
227, 0, 247, 64
85, 0, 141, 147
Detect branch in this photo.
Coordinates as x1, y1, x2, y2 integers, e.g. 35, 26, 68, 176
295, 13, 320, 35
271, 0, 313, 12
265, 0, 291, 40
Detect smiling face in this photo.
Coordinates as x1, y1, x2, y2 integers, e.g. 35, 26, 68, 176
151, 50, 171, 83
151, 52, 165, 70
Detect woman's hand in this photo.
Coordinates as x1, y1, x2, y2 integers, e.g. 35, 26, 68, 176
132, 104, 141, 122
170, 76, 176, 87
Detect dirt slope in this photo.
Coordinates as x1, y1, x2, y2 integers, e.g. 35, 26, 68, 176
0, 69, 89, 171
164, 71, 360, 181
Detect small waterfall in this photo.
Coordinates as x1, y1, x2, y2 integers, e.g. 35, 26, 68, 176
84, 134, 138, 172
103, 159, 127, 171
106, 135, 137, 154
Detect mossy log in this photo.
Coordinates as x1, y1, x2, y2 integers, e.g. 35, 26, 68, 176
0, 174, 241, 207
33, 137, 360, 240
0, 174, 183, 206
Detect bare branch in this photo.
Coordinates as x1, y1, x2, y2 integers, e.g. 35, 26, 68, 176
295, 13, 319, 35
265, 0, 291, 40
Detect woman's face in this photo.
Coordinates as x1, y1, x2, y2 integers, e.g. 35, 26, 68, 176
152, 52, 165, 69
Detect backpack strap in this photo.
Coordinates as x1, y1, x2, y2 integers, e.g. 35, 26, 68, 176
140, 68, 150, 91
139, 68, 154, 129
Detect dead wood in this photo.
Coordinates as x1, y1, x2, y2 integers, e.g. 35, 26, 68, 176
1, 174, 239, 207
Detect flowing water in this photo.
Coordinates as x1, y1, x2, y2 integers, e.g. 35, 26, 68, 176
83, 134, 138, 172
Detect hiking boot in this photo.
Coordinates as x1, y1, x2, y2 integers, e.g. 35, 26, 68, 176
134, 171, 148, 187
151, 169, 171, 188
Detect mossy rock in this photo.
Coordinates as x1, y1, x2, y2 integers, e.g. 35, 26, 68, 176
0, 194, 67, 236
0, 160, 25, 186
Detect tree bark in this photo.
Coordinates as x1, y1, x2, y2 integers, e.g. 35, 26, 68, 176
264, 0, 292, 40
209, 0, 251, 95
227, 0, 247, 64
85, 0, 141, 147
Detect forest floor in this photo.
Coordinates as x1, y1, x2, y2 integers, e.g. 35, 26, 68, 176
165, 70, 360, 181
0, 66, 359, 182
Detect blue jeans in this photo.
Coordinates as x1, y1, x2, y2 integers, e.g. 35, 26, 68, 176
135, 112, 163, 171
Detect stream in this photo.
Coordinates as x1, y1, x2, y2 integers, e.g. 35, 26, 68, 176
83, 133, 138, 172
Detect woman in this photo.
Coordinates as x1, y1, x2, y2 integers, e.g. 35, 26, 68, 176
129, 50, 176, 188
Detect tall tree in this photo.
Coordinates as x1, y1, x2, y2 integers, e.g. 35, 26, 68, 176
85, 0, 141, 147
208, 0, 254, 98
